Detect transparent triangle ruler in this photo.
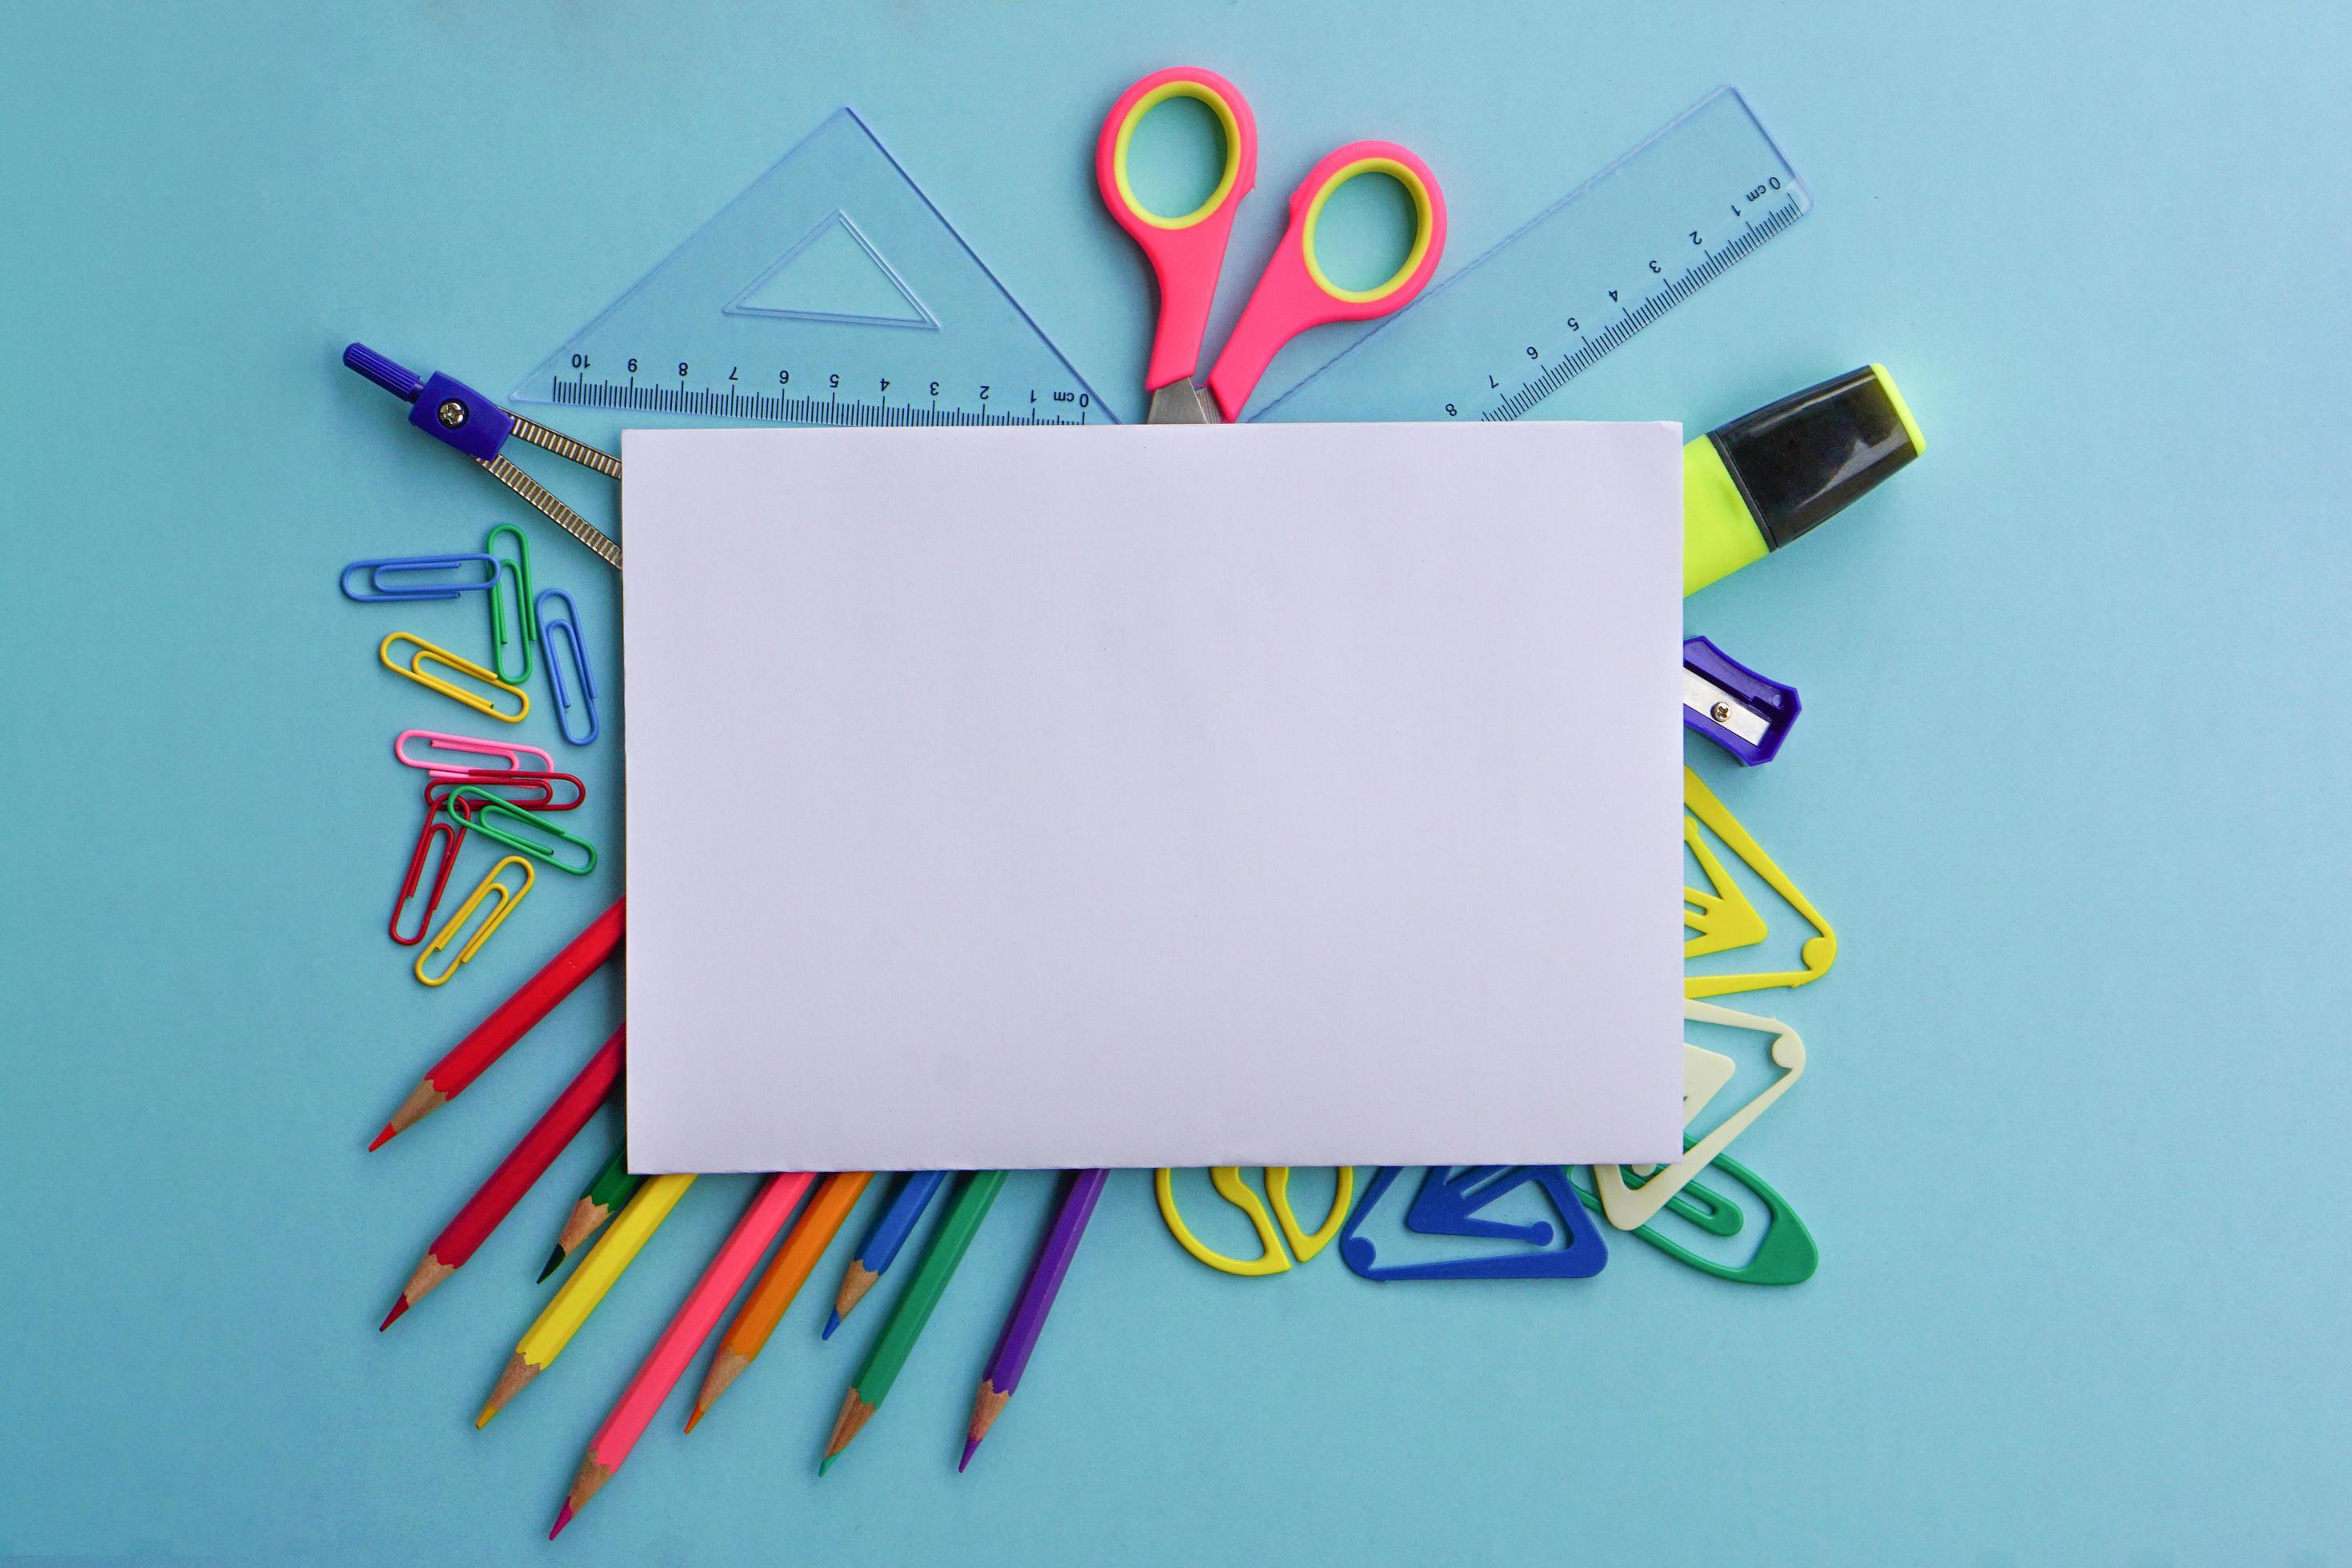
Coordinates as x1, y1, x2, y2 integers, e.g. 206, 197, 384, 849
1250, 88, 1810, 424
513, 108, 1114, 426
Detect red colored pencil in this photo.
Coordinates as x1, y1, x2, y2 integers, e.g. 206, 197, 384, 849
370, 898, 623, 1150
379, 1026, 623, 1328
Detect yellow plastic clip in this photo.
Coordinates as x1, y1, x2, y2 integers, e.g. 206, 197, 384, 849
414, 854, 534, 986
1682, 766, 1834, 997
379, 632, 530, 723
1154, 1166, 1354, 1276
1593, 1000, 1806, 1228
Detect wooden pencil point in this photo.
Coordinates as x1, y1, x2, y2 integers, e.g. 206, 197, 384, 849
535, 1244, 566, 1284
822, 1388, 877, 1466
562, 1456, 614, 1523
374, 1080, 449, 1149
689, 1349, 750, 1432
476, 1353, 539, 1427
967, 1378, 1011, 1447
551, 1196, 610, 1262
831, 1261, 879, 1326
377, 1296, 409, 1331
398, 1251, 457, 1311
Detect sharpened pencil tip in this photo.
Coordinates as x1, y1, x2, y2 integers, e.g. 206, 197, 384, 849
537, 1246, 565, 1283
821, 1310, 840, 1339
817, 1452, 836, 1478
367, 1124, 395, 1152
682, 1406, 703, 1435
959, 1438, 978, 1472
378, 1297, 408, 1331
549, 1502, 574, 1539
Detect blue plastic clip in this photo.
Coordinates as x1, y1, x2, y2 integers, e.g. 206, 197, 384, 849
534, 588, 599, 746
338, 554, 499, 602
1339, 1166, 1608, 1280
1682, 636, 1801, 765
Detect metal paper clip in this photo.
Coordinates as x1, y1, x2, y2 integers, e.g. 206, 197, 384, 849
379, 633, 530, 723
389, 806, 465, 946
340, 554, 499, 602
426, 769, 585, 814
486, 525, 536, 684
534, 589, 599, 746
393, 730, 554, 778
445, 787, 597, 874
414, 855, 536, 986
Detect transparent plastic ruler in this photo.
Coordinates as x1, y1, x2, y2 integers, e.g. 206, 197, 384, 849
512, 109, 1112, 426
1251, 88, 1810, 423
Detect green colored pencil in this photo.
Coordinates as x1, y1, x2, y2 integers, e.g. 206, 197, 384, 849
538, 1143, 643, 1282
819, 1170, 1006, 1473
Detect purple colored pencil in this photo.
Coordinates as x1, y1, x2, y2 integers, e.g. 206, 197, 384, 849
958, 1167, 1109, 1471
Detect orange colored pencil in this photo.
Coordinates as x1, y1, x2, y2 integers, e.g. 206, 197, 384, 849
550, 1172, 813, 1538
686, 1170, 871, 1432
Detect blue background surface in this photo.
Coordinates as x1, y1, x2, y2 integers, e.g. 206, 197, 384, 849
3, 2, 2348, 1563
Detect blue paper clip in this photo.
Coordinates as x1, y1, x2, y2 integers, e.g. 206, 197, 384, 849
1683, 636, 1800, 766
339, 553, 499, 603
534, 589, 599, 746
1338, 1166, 1608, 1281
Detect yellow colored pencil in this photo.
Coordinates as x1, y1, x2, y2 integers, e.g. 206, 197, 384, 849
477, 1174, 696, 1426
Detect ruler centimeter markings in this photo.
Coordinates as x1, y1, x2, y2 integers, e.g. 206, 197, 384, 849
542, 375, 1097, 426
512, 109, 1112, 429
1251, 88, 1811, 426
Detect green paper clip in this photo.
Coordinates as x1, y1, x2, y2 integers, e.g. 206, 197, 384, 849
1574, 1149, 1817, 1286
485, 524, 536, 684
446, 786, 596, 875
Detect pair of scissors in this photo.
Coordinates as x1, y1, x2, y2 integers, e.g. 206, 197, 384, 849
1096, 66, 1447, 424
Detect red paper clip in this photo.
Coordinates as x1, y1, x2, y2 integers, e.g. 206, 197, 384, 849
425, 769, 586, 814
390, 806, 466, 946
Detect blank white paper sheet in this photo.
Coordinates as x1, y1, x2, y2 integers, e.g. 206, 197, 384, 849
622, 421, 1684, 1173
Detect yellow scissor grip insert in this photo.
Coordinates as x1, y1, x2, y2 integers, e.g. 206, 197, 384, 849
1301, 159, 1433, 304
1114, 80, 1243, 230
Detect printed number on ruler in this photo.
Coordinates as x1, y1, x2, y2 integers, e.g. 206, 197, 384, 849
1251, 88, 1810, 426
514, 110, 1112, 429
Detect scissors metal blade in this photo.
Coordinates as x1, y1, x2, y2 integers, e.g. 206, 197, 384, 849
1146, 380, 1224, 426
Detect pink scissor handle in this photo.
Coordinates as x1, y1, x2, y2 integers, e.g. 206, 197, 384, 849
1205, 142, 1447, 422
1095, 66, 1260, 391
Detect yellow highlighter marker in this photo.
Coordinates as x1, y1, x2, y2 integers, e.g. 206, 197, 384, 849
1685, 364, 1926, 596
477, 1173, 697, 1426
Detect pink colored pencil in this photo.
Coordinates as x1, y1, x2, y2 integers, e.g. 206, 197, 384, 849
550, 1171, 813, 1538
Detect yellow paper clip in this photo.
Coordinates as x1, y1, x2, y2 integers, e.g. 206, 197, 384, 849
1154, 1166, 1354, 1277
414, 855, 534, 986
379, 632, 530, 723
1682, 766, 1835, 997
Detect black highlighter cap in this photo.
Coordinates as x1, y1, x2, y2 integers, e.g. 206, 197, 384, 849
1707, 366, 1922, 551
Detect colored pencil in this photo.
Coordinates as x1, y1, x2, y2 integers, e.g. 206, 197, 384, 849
686, 1170, 872, 1432
820, 1169, 1006, 1474
823, 1169, 946, 1338
370, 897, 623, 1150
550, 1171, 814, 1538
540, 1142, 643, 1282
961, 1167, 1108, 1471
478, 1174, 695, 1426
378, 1027, 622, 1330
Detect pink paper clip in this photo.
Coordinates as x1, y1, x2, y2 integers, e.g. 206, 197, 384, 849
393, 729, 555, 781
